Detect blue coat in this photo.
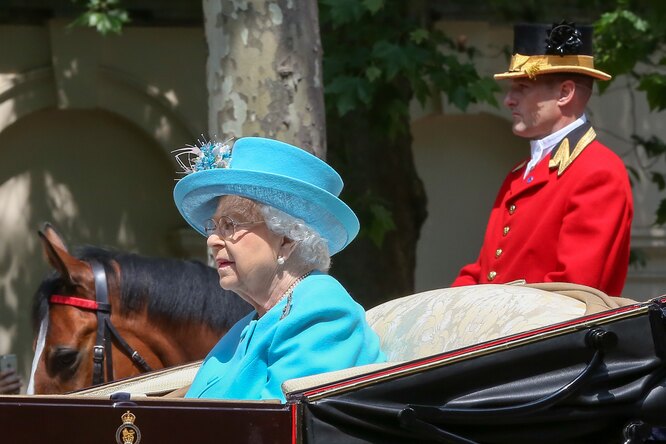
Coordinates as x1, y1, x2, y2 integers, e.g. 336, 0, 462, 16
185, 272, 386, 401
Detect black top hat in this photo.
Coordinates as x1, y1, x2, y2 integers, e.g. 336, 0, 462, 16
495, 21, 611, 81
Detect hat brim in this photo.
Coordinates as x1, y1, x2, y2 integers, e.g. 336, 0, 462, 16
173, 169, 359, 255
494, 54, 611, 81
494, 66, 611, 81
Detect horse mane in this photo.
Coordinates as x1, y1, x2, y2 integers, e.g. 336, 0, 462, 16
32, 246, 251, 334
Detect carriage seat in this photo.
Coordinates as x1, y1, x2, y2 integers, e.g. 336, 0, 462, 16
280, 282, 635, 394
366, 283, 583, 362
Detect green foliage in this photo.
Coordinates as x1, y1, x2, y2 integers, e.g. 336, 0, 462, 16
347, 191, 397, 248
367, 203, 397, 248
320, 1, 500, 129
595, 2, 666, 227
594, 9, 655, 93
69, 0, 129, 35
625, 165, 640, 187
632, 135, 666, 225
320, 1, 500, 245
638, 73, 666, 112
629, 247, 647, 268
632, 135, 666, 158
363, 0, 384, 15
651, 172, 665, 192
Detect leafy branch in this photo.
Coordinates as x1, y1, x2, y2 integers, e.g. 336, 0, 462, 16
322, 0, 499, 129
69, 0, 129, 35
320, 0, 500, 246
594, 1, 666, 227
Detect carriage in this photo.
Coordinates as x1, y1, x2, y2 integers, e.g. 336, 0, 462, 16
3, 281, 666, 443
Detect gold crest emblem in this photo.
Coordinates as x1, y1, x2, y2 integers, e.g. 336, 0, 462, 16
115, 410, 142, 444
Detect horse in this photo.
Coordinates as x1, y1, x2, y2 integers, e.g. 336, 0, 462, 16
29, 223, 251, 394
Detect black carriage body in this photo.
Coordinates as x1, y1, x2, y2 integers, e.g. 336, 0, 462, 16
294, 297, 666, 443
1, 297, 665, 444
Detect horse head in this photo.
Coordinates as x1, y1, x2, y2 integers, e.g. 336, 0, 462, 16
30, 223, 250, 394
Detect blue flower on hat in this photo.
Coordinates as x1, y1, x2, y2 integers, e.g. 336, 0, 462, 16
172, 136, 233, 175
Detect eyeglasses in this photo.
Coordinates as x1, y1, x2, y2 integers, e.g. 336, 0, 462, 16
204, 216, 264, 239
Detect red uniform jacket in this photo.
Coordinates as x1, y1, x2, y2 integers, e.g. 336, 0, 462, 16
452, 123, 633, 296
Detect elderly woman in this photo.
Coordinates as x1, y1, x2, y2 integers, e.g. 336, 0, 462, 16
173, 136, 386, 401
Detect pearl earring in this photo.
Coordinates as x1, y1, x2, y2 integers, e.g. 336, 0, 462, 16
277, 256, 285, 265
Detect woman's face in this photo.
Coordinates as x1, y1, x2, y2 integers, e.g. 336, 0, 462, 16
206, 196, 284, 307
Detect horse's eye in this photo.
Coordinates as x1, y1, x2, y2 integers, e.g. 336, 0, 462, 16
48, 347, 81, 378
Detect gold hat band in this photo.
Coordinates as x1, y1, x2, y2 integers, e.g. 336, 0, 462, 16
495, 53, 611, 81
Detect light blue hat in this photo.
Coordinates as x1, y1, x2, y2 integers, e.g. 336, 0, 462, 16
173, 137, 359, 255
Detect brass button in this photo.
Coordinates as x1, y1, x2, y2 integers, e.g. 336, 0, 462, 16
495, 248, 503, 258
509, 204, 516, 215
487, 271, 497, 281
503, 226, 510, 236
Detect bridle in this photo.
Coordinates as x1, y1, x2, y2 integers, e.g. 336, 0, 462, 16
49, 260, 153, 386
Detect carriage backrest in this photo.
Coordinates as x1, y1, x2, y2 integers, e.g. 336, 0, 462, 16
365, 282, 627, 362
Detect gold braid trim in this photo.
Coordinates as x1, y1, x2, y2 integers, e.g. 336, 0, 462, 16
549, 127, 597, 175
509, 54, 596, 79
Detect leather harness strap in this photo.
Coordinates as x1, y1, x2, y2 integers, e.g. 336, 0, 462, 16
90, 260, 113, 385
49, 259, 153, 386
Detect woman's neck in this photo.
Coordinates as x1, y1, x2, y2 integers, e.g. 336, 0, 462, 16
256, 268, 312, 317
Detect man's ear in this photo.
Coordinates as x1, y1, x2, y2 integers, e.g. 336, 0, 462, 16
557, 79, 576, 106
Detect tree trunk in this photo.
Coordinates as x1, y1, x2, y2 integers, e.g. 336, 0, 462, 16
202, 0, 326, 156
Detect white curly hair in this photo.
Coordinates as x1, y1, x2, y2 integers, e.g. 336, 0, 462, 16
259, 204, 331, 272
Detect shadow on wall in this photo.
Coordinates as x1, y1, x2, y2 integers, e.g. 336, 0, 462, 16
0, 108, 185, 386
412, 111, 525, 292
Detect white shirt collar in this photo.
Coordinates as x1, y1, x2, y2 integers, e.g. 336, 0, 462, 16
524, 114, 587, 178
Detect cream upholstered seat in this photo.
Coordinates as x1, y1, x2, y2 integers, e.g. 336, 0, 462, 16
365, 283, 587, 362
73, 360, 202, 397
74, 283, 633, 398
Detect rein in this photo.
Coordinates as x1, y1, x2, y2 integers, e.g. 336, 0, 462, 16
49, 260, 153, 386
